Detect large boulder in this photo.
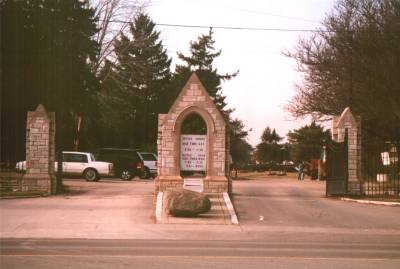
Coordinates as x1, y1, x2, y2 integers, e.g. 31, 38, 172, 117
166, 189, 211, 217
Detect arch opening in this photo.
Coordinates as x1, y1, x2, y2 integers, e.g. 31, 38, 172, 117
180, 113, 207, 177
181, 113, 207, 135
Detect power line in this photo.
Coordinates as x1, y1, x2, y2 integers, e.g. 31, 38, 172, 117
155, 23, 327, 32
107, 20, 329, 33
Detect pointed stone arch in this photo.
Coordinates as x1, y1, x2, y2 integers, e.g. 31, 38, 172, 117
156, 72, 229, 193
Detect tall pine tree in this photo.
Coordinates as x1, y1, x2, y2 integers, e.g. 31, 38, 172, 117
170, 29, 238, 118
99, 13, 171, 149
287, 122, 328, 162
256, 126, 285, 163
1, 0, 99, 163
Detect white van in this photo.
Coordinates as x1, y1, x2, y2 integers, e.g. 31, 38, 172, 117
137, 152, 157, 179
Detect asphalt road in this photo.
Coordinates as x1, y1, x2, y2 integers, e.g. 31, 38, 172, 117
1, 238, 400, 269
233, 178, 400, 230
1, 176, 400, 268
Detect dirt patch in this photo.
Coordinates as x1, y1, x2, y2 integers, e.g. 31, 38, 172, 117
60, 184, 89, 196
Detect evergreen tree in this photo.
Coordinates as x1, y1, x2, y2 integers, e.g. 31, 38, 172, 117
256, 126, 285, 163
1, 0, 99, 163
287, 122, 329, 162
229, 119, 253, 175
170, 29, 238, 118
99, 13, 171, 148
261, 127, 283, 144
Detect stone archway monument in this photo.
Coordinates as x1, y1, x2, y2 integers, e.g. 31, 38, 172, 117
156, 72, 230, 194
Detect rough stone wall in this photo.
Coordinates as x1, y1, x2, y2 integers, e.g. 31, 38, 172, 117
0, 173, 24, 193
156, 72, 229, 193
22, 104, 56, 194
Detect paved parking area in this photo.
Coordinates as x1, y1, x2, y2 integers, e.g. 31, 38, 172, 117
1, 176, 400, 242
2, 177, 400, 269
0, 178, 158, 239
233, 176, 400, 234
62, 177, 154, 197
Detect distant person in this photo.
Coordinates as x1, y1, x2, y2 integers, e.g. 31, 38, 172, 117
297, 162, 305, 181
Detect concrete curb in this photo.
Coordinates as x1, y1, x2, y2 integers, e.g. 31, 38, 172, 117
223, 192, 239, 225
155, 192, 163, 223
341, 197, 400, 206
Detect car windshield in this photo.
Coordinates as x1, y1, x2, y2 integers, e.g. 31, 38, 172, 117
140, 153, 157, 161
89, 153, 96, 162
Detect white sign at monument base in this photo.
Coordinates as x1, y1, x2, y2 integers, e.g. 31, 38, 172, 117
180, 134, 206, 171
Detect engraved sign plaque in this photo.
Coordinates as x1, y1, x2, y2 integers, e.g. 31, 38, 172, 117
180, 135, 206, 171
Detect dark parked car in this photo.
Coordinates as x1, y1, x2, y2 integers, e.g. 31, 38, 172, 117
96, 148, 145, 180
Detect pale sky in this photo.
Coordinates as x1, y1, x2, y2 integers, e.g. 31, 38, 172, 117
148, 0, 336, 146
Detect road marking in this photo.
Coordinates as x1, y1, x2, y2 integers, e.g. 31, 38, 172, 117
1, 254, 399, 261
223, 192, 239, 225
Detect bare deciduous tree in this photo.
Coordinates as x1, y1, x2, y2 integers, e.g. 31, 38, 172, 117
72, 0, 148, 151
88, 0, 149, 74
285, 0, 400, 138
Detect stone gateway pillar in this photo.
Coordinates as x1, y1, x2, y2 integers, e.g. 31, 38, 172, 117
156, 72, 229, 194
23, 104, 56, 194
331, 107, 361, 195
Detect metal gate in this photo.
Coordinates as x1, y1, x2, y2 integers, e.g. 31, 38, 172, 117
362, 139, 400, 198
325, 130, 348, 196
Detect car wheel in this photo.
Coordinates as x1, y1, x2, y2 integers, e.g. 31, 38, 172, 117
140, 168, 150, 179
84, 169, 98, 181
120, 169, 133, 180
